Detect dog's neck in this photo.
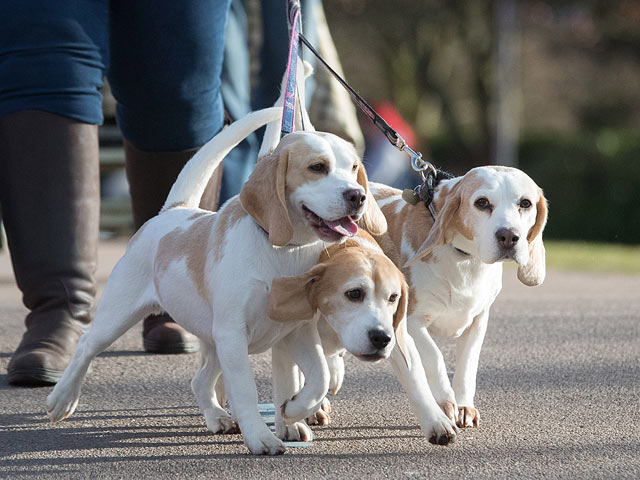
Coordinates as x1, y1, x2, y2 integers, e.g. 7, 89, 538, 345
254, 219, 323, 250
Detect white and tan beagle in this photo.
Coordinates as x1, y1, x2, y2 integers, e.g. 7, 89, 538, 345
365, 166, 548, 428
268, 229, 459, 445
46, 101, 389, 455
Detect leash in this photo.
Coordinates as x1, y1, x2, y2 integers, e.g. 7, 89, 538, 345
281, 0, 302, 138
282, 3, 443, 219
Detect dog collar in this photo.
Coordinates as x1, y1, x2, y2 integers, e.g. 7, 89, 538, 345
402, 168, 454, 221
255, 220, 303, 248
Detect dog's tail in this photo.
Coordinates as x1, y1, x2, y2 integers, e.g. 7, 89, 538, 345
162, 107, 282, 211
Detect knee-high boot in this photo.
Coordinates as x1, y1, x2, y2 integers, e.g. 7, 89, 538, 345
0, 111, 99, 386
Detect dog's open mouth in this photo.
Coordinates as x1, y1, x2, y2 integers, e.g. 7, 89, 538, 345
355, 353, 386, 363
303, 205, 358, 241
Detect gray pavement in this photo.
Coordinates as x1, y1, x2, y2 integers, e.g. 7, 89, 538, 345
1, 239, 639, 479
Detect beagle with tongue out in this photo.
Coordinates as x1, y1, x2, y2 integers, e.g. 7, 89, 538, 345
46, 103, 386, 455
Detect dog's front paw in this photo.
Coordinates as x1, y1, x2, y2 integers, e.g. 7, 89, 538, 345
205, 413, 240, 434
425, 412, 459, 446
438, 401, 458, 423
457, 406, 480, 428
306, 397, 331, 426
244, 425, 286, 455
281, 395, 321, 423
276, 421, 314, 442
46, 385, 81, 423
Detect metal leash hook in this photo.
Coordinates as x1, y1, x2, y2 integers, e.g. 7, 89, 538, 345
396, 134, 437, 215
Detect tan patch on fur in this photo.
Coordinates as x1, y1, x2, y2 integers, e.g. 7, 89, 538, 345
155, 213, 217, 302
239, 147, 292, 246
374, 198, 435, 266
448, 174, 484, 241
270, 132, 355, 196
373, 186, 399, 200
318, 229, 380, 263
311, 250, 375, 317
282, 138, 333, 195
188, 211, 210, 221
212, 200, 248, 263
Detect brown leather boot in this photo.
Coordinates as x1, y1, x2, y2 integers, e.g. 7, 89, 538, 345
124, 140, 222, 354
0, 111, 99, 386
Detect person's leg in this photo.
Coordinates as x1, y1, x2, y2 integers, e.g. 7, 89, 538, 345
253, 0, 319, 112
219, 0, 259, 203
0, 1, 106, 386
108, 0, 231, 353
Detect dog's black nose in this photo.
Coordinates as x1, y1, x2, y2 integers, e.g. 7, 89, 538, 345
343, 189, 366, 210
496, 228, 519, 249
368, 329, 392, 350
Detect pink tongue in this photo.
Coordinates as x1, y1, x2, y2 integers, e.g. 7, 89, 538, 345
325, 217, 358, 237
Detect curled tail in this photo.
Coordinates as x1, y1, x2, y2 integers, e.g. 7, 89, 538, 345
162, 107, 282, 211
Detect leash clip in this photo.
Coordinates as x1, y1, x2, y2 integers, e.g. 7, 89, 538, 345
395, 134, 436, 181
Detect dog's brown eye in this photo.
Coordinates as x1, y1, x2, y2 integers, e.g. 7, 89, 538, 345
389, 293, 398, 303
352, 163, 358, 172
520, 199, 532, 209
474, 197, 490, 210
345, 289, 364, 301
309, 163, 327, 173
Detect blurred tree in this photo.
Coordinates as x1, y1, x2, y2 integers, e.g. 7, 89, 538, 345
325, 0, 499, 170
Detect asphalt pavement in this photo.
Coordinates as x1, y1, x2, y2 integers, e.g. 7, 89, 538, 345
1, 239, 639, 479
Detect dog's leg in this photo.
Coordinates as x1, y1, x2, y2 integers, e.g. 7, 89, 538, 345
452, 309, 489, 428
216, 326, 285, 455
326, 352, 345, 395
47, 257, 156, 422
389, 327, 458, 446
304, 351, 341, 426
304, 318, 344, 425
272, 342, 313, 442
407, 319, 458, 421
191, 341, 239, 434
278, 323, 329, 424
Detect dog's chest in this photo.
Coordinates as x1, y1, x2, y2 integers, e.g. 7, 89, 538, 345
409, 254, 502, 339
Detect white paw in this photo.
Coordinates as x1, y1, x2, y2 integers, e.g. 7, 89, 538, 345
281, 395, 322, 423
424, 411, 459, 446
46, 385, 81, 423
276, 420, 314, 442
204, 413, 240, 434
306, 397, 331, 426
438, 400, 458, 423
457, 406, 480, 428
244, 425, 286, 455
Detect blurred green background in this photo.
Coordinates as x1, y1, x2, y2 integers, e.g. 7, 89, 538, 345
323, 0, 640, 246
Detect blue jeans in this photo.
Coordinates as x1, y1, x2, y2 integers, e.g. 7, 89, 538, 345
0, 0, 236, 196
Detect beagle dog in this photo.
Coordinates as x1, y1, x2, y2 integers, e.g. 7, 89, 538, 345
46, 104, 388, 455
267, 230, 459, 445
367, 166, 548, 428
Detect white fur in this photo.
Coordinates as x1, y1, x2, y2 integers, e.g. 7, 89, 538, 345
369, 167, 545, 427
272, 233, 459, 445
46, 101, 367, 455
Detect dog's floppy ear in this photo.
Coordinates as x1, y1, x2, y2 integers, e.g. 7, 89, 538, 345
517, 189, 548, 286
268, 264, 326, 322
356, 161, 387, 235
240, 150, 293, 247
392, 280, 411, 369
405, 183, 462, 267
